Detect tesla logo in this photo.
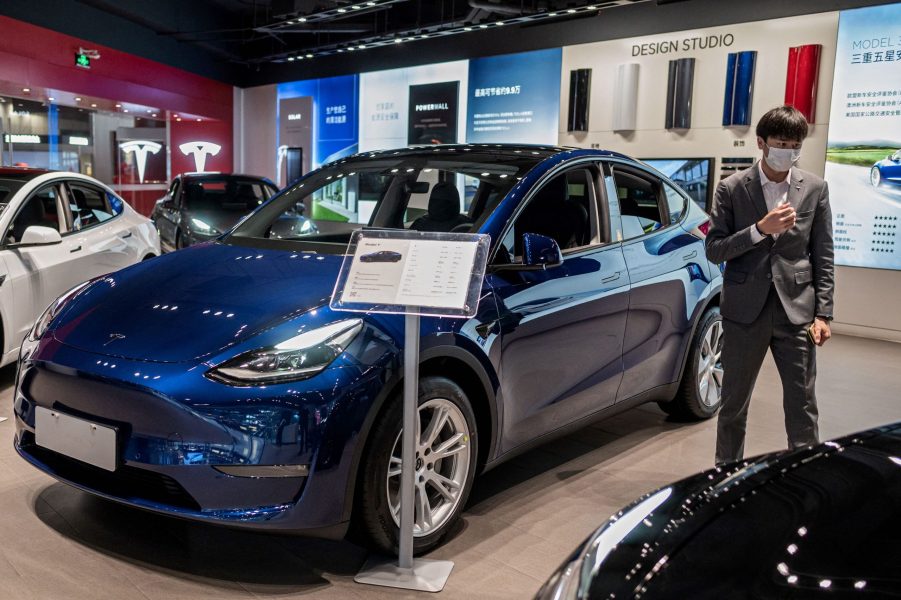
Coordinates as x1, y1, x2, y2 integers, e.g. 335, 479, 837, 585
179, 141, 221, 172
104, 333, 126, 346
119, 140, 162, 184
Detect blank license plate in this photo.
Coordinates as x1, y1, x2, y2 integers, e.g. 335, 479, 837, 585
35, 407, 118, 472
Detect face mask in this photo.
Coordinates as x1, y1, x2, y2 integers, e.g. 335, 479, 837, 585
764, 144, 801, 172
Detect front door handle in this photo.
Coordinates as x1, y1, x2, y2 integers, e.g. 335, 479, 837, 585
69, 245, 82, 253
602, 271, 621, 283
682, 250, 698, 260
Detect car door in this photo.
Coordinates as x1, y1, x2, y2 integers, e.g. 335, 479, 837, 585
885, 150, 901, 183
489, 162, 630, 453
605, 162, 708, 402
156, 178, 181, 248
0, 180, 79, 345
64, 180, 140, 275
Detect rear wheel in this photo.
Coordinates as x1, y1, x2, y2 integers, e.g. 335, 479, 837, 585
871, 167, 882, 188
660, 307, 723, 420
357, 376, 477, 555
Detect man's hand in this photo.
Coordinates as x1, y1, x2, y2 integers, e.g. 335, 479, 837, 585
757, 200, 796, 235
811, 317, 832, 347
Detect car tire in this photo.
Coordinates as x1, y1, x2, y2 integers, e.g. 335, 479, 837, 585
357, 376, 478, 555
870, 167, 882, 188
661, 307, 723, 420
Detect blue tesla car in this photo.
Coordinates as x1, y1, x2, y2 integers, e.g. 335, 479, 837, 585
871, 149, 901, 188
14, 145, 723, 554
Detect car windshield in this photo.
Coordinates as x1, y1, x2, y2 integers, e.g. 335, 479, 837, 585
0, 178, 25, 211
227, 147, 553, 252
183, 177, 273, 213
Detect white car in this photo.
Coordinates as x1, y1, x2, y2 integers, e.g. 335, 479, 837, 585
0, 168, 160, 367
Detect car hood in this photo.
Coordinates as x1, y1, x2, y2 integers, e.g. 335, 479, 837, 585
52, 242, 345, 363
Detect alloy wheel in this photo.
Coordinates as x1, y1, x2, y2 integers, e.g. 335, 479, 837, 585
386, 398, 471, 537
696, 319, 724, 408
871, 167, 881, 187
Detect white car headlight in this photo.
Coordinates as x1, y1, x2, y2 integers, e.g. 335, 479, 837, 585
29, 280, 95, 341
208, 319, 363, 385
191, 218, 219, 235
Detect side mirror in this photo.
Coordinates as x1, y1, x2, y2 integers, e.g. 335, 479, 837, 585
162, 199, 175, 209
17, 226, 63, 247
295, 202, 306, 215
493, 233, 563, 271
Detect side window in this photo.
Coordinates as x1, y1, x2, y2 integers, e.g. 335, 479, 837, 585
108, 192, 125, 216
499, 167, 597, 261
6, 184, 63, 244
663, 182, 687, 224
67, 183, 115, 232
611, 167, 665, 239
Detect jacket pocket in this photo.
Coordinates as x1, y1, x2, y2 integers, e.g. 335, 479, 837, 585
795, 270, 812, 284
795, 209, 815, 220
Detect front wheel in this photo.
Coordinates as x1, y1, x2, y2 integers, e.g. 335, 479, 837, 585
660, 307, 723, 420
871, 167, 883, 188
357, 376, 477, 555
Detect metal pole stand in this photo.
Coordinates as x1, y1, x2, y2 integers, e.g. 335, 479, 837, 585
355, 314, 454, 592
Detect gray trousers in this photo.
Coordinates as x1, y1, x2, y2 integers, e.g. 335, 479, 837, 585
715, 288, 819, 465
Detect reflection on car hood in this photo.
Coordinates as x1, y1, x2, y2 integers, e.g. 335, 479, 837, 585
51, 242, 344, 363
560, 423, 901, 599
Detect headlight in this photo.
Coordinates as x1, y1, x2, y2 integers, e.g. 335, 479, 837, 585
191, 218, 219, 235
29, 280, 95, 341
208, 319, 363, 385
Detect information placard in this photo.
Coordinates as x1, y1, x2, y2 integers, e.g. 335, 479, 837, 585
330, 229, 490, 317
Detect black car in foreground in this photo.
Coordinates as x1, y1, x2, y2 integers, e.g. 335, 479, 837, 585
538, 423, 901, 599
151, 173, 280, 251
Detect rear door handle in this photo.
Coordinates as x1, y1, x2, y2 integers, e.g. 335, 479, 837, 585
120, 231, 133, 239
69, 245, 82, 253
682, 250, 698, 260
602, 271, 621, 283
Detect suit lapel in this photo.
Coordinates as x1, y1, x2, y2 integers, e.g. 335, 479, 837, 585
772, 170, 806, 250
743, 164, 768, 222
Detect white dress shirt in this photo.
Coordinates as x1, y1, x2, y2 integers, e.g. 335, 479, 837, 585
749, 161, 792, 244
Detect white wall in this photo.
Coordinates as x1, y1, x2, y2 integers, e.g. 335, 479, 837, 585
234, 84, 277, 182
559, 12, 901, 342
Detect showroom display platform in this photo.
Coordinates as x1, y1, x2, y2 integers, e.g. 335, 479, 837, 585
2, 333, 900, 600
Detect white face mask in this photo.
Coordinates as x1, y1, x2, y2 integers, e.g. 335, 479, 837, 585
764, 144, 801, 172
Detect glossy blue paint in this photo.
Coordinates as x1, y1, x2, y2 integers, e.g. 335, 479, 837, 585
14, 145, 721, 537
872, 150, 901, 187
723, 51, 757, 127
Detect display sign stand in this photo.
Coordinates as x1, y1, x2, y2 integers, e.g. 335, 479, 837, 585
330, 229, 490, 593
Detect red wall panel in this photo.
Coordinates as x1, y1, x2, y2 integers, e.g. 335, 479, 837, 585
784, 44, 822, 123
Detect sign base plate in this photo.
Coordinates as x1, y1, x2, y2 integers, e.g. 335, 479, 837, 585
354, 557, 454, 593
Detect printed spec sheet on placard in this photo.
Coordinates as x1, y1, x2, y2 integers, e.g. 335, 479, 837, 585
341, 237, 477, 310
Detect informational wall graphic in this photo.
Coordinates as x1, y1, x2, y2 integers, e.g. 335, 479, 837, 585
466, 48, 562, 144
825, 4, 901, 271
277, 74, 359, 171
359, 61, 468, 151
407, 81, 459, 145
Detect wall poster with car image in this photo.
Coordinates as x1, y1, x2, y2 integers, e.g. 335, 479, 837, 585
825, 4, 901, 271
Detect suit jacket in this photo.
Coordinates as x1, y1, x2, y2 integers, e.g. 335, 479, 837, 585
705, 163, 834, 326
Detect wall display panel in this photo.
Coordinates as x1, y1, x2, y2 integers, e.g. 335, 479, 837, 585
568, 68, 592, 132
665, 57, 695, 129
722, 51, 757, 126
643, 158, 714, 212
825, 4, 901, 272
784, 44, 822, 123
466, 48, 562, 144
407, 81, 460, 144
277, 74, 359, 176
359, 61, 468, 152
612, 63, 640, 132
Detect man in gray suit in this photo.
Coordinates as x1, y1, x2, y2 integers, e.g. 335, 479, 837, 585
706, 105, 834, 465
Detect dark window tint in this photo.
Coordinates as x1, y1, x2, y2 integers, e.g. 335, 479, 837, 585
184, 179, 268, 212
68, 183, 114, 231
499, 168, 595, 261
7, 185, 61, 244
611, 167, 664, 238
0, 178, 24, 205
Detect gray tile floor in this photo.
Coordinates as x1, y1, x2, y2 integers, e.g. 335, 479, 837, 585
2, 334, 899, 599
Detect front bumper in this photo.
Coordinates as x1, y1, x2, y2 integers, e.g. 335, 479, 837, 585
13, 338, 392, 535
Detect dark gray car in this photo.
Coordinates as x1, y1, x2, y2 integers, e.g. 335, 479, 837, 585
151, 174, 280, 251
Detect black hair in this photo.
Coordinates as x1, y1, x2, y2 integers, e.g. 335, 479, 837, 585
756, 105, 809, 141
